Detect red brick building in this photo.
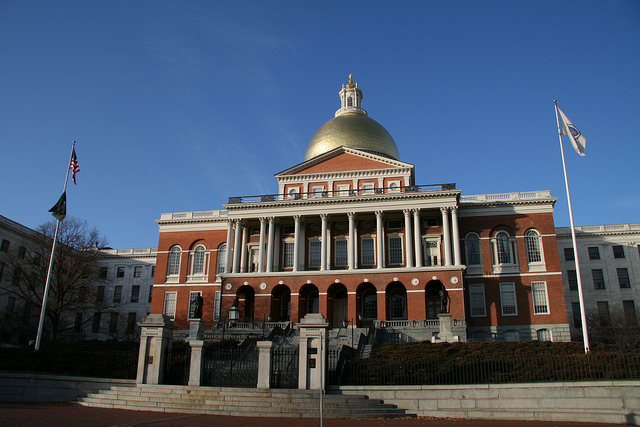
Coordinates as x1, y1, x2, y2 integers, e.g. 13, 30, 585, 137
151, 76, 570, 342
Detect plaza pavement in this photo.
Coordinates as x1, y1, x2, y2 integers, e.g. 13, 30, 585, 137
0, 402, 625, 427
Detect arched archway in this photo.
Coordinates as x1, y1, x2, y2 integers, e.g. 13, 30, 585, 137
328, 284, 348, 327
271, 285, 291, 321
236, 285, 255, 322
425, 280, 444, 319
356, 282, 378, 326
299, 284, 319, 319
386, 282, 407, 320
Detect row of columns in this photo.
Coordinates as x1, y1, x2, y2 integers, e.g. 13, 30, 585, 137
223, 207, 462, 274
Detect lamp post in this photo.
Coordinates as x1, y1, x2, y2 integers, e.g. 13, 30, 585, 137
229, 300, 240, 327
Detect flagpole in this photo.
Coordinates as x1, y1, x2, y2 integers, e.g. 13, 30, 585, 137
35, 141, 76, 351
554, 102, 590, 354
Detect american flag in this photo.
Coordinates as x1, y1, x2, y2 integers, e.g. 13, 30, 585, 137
70, 148, 80, 184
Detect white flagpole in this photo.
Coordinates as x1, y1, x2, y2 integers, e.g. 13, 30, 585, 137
35, 141, 76, 351
554, 103, 590, 354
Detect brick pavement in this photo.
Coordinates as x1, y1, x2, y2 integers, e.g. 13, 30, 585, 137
0, 402, 624, 427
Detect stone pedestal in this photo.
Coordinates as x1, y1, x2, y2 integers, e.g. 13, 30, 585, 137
187, 319, 204, 341
297, 313, 329, 390
136, 314, 175, 385
188, 340, 204, 386
257, 341, 274, 389
433, 312, 459, 343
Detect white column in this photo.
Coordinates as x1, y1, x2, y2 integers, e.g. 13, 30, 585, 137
266, 217, 275, 272
258, 218, 266, 272
348, 212, 356, 270
240, 225, 249, 273
225, 220, 234, 274
403, 209, 414, 268
232, 220, 242, 273
451, 207, 461, 266
375, 210, 384, 269
320, 214, 328, 271
293, 215, 301, 272
413, 209, 422, 268
441, 207, 452, 266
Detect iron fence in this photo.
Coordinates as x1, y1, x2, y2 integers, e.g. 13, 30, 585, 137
340, 349, 640, 386
271, 347, 298, 388
163, 343, 191, 385
203, 345, 259, 387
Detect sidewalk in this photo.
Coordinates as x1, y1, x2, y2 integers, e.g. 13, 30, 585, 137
0, 402, 624, 427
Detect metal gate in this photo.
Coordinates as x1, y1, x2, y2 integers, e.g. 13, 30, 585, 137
271, 347, 299, 388
203, 345, 259, 387
163, 343, 191, 385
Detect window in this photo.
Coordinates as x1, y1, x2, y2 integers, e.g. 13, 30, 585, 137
97, 286, 105, 304
311, 186, 325, 198
564, 247, 575, 261
116, 267, 125, 278
113, 286, 123, 303
568, 270, 578, 290
282, 225, 295, 234
613, 245, 625, 259
361, 182, 375, 194
74, 313, 83, 333
361, 237, 375, 266
524, 229, 543, 264
109, 312, 118, 334
388, 286, 407, 320
623, 301, 638, 327
465, 233, 482, 265
151, 266, 155, 277
531, 281, 549, 314
148, 285, 153, 303
127, 312, 137, 335
283, 242, 294, 268
17, 246, 26, 259
617, 268, 631, 288
251, 227, 261, 235
388, 181, 401, 193
92, 312, 102, 333
0, 261, 4, 280
469, 284, 486, 317
597, 301, 610, 326
99, 267, 108, 279
387, 219, 402, 229
571, 302, 582, 328
167, 246, 181, 276
336, 184, 350, 197
425, 218, 438, 227
131, 285, 140, 303
335, 239, 347, 267
0, 239, 9, 252
133, 266, 142, 277
537, 329, 552, 341
308, 240, 321, 268
191, 245, 206, 276
288, 188, 300, 199
504, 330, 519, 342
592, 269, 605, 289
163, 292, 177, 320
495, 231, 513, 264
347, 96, 353, 106
388, 236, 403, 265
588, 247, 600, 260
213, 291, 221, 321
361, 289, 377, 319
215, 244, 226, 275
500, 283, 517, 316
188, 291, 202, 319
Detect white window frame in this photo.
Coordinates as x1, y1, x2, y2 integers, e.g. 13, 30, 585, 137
283, 240, 294, 269
163, 292, 177, 321
388, 180, 401, 193
215, 243, 227, 276
465, 232, 482, 266
308, 239, 322, 268
388, 235, 403, 265
469, 283, 486, 317
288, 187, 301, 199
525, 229, 545, 272
422, 238, 440, 266
492, 231, 518, 274
213, 291, 221, 321
166, 246, 182, 282
188, 244, 208, 282
335, 239, 348, 267
336, 184, 350, 197
531, 281, 550, 314
361, 182, 375, 195
360, 236, 375, 266
537, 329, 552, 341
188, 291, 203, 319
311, 185, 325, 198
499, 282, 517, 316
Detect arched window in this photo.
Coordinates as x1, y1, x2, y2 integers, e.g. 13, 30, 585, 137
347, 96, 353, 106
191, 245, 207, 276
496, 231, 512, 264
504, 330, 519, 342
525, 229, 543, 263
167, 246, 181, 276
307, 291, 319, 314
537, 329, 552, 341
465, 232, 482, 265
388, 284, 407, 320
216, 243, 227, 275
361, 289, 377, 320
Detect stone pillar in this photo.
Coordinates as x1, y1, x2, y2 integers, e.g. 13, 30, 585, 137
403, 209, 414, 268
293, 215, 301, 272
240, 224, 249, 273
257, 341, 274, 389
451, 207, 461, 266
136, 314, 175, 385
320, 214, 328, 271
413, 208, 422, 268
441, 207, 452, 266
266, 217, 275, 272
259, 217, 267, 272
348, 212, 356, 270
188, 340, 204, 386
225, 220, 234, 273
232, 220, 242, 273
375, 210, 384, 269
297, 313, 329, 390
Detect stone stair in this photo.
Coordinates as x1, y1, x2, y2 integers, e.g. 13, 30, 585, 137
77, 385, 415, 419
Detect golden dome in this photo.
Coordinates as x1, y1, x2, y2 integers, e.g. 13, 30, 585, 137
304, 113, 400, 161
304, 76, 400, 162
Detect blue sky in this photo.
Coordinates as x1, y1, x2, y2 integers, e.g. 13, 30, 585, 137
1, 0, 638, 249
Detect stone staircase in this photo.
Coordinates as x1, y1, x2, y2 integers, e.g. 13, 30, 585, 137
77, 384, 415, 419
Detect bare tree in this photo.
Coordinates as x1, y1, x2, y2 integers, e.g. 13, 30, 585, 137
586, 306, 640, 348
0, 217, 110, 342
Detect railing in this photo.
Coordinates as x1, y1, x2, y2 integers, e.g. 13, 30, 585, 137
460, 190, 552, 203
375, 319, 466, 328
227, 183, 457, 205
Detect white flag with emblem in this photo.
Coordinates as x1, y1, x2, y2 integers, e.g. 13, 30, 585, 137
558, 108, 586, 156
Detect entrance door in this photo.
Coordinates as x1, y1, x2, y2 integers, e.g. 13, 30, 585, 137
331, 288, 348, 327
